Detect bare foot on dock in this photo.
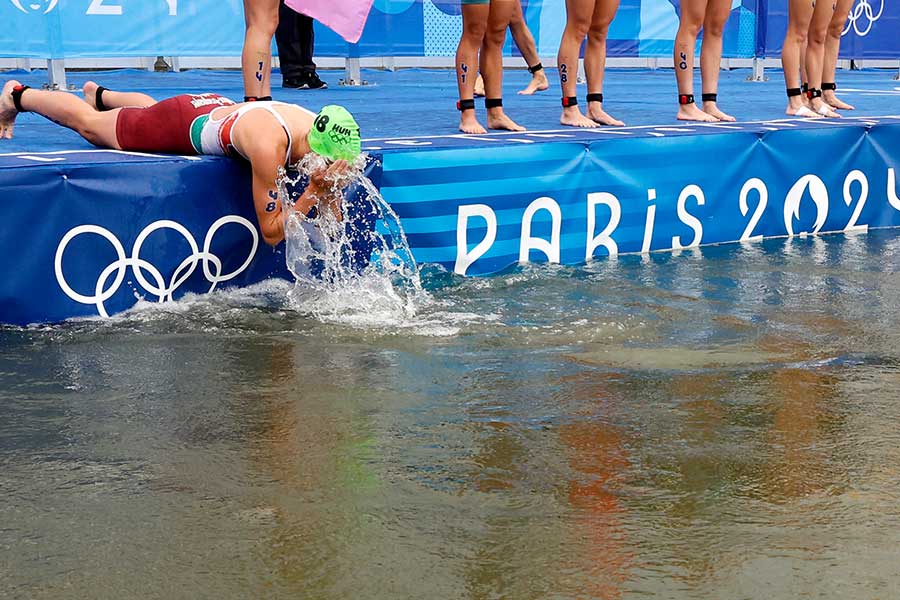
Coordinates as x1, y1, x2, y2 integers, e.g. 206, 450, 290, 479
825, 92, 854, 111
0, 80, 22, 139
518, 71, 549, 95
811, 99, 841, 118
702, 101, 736, 122
678, 103, 718, 122
487, 110, 525, 132
83, 81, 101, 110
587, 103, 624, 126
560, 106, 599, 128
786, 102, 822, 118
459, 112, 487, 134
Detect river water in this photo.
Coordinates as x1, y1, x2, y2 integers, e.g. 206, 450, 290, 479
2, 231, 900, 599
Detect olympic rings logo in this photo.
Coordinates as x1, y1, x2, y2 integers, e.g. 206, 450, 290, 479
54, 216, 259, 318
843, 0, 883, 37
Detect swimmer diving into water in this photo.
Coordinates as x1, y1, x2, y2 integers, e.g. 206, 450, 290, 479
0, 80, 361, 247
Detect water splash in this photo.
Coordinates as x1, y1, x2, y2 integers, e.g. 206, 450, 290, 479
277, 153, 429, 327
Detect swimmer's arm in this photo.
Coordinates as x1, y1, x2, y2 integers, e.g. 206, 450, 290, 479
249, 151, 289, 246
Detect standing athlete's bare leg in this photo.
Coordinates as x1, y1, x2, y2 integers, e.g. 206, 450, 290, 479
483, 0, 525, 131
584, 0, 623, 126
83, 81, 156, 111
675, 0, 717, 122
1, 80, 121, 147
782, 0, 819, 117
456, 3, 491, 134
699, 0, 735, 121
823, 0, 855, 110
509, 1, 549, 95
805, 0, 839, 117
242, 0, 280, 100
559, 0, 598, 128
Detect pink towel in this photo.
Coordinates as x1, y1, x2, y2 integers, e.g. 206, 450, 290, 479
285, 0, 375, 44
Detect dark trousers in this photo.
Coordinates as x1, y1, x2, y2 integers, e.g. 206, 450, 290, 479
276, 0, 316, 79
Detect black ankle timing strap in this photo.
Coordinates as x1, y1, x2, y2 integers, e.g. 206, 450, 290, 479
822, 82, 837, 91
801, 82, 809, 95
485, 98, 503, 109
586, 93, 603, 103
95, 86, 110, 112
701, 93, 717, 103
786, 87, 802, 98
806, 87, 822, 99
528, 62, 543, 74
457, 98, 475, 111
678, 93, 694, 105
11, 84, 29, 113
244, 95, 272, 102
561, 96, 577, 107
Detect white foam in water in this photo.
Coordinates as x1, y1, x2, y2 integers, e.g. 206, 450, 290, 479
277, 153, 433, 330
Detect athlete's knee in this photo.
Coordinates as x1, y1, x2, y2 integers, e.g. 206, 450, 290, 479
462, 20, 487, 43
566, 16, 592, 40
484, 23, 508, 47
677, 19, 703, 39
827, 19, 844, 41
807, 27, 827, 47
587, 27, 609, 47
703, 18, 726, 40
246, 10, 278, 36
785, 26, 808, 47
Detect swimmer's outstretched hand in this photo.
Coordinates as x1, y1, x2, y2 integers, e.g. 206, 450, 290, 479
0, 80, 21, 140
307, 159, 352, 222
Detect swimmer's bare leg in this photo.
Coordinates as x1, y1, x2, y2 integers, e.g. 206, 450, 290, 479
83, 81, 156, 110
483, 0, 525, 132
559, 0, 599, 128
0, 80, 122, 147
509, 2, 549, 95
457, 4, 489, 134
584, 0, 624, 126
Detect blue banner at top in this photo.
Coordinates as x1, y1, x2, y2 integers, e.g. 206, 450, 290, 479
0, 0, 896, 61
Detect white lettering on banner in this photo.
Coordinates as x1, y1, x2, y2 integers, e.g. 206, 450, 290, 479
843, 0, 883, 37
672, 185, 705, 250
454, 168, 896, 273
888, 168, 900, 212
642, 189, 657, 253
9, 0, 57, 14
586, 192, 620, 260
519, 197, 561, 264
454, 204, 496, 275
784, 174, 829, 237
843, 170, 869, 233
55, 217, 258, 318
739, 178, 768, 243
87, 0, 121, 15
9, 0, 178, 15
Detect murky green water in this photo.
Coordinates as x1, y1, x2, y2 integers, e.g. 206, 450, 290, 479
3, 232, 900, 599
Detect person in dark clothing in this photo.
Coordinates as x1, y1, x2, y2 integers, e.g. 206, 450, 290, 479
276, 0, 327, 90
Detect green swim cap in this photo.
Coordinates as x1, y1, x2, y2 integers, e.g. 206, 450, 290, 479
307, 105, 361, 161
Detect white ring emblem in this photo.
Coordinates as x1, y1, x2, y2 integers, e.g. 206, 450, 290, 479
843, 0, 883, 37
54, 216, 259, 317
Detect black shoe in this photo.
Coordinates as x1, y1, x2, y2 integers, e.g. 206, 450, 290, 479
282, 72, 327, 90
